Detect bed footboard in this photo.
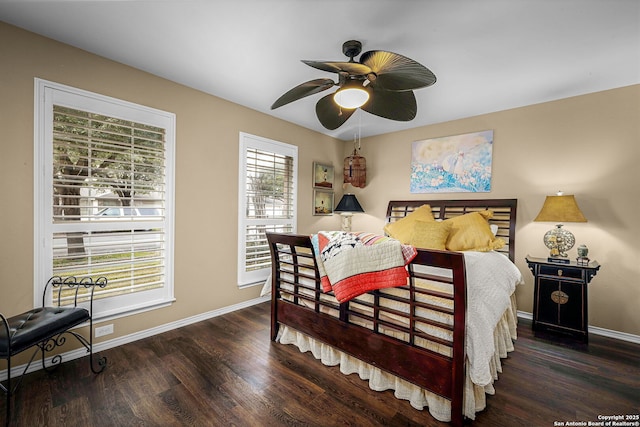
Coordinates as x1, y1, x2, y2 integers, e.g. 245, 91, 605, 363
266, 232, 467, 426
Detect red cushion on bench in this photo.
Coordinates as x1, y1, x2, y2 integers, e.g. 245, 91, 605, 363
0, 307, 90, 357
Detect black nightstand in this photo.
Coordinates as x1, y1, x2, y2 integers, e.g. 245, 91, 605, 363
526, 255, 600, 343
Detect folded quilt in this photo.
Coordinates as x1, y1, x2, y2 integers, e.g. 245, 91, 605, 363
311, 231, 417, 303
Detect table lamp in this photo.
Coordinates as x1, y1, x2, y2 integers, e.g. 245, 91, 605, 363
334, 194, 364, 232
533, 192, 587, 263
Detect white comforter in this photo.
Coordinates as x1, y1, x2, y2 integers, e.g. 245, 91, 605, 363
459, 251, 522, 385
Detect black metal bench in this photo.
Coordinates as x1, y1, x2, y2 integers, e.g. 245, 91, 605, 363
0, 276, 108, 425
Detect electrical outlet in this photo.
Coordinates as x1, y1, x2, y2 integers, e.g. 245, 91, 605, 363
95, 324, 114, 338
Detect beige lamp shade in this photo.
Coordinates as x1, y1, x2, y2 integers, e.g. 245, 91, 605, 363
533, 195, 587, 223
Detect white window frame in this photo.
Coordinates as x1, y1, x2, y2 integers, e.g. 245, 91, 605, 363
237, 132, 297, 288
34, 78, 176, 320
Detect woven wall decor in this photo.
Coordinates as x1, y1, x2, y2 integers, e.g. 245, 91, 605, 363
343, 149, 366, 188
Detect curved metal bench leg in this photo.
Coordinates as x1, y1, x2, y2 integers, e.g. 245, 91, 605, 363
65, 330, 107, 374
91, 353, 108, 375
2, 358, 10, 427
2, 346, 43, 425
88, 318, 106, 374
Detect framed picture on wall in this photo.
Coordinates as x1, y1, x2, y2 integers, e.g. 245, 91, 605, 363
313, 162, 334, 189
313, 189, 334, 215
410, 130, 494, 193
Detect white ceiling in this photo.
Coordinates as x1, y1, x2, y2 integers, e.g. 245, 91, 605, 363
1, 0, 639, 141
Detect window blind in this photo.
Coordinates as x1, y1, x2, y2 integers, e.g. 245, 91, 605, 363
238, 134, 297, 286
51, 105, 166, 303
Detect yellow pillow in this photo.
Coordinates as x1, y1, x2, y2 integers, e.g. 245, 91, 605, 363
409, 220, 452, 250
444, 211, 505, 252
383, 204, 435, 244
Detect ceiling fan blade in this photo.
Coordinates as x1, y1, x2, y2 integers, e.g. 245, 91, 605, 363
271, 78, 335, 109
303, 60, 372, 76
315, 93, 356, 130
361, 88, 417, 121
360, 50, 436, 91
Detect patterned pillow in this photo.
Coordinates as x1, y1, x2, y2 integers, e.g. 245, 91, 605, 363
383, 204, 435, 244
444, 210, 505, 251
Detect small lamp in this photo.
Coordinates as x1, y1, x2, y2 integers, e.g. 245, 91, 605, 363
334, 193, 364, 232
533, 192, 587, 263
334, 81, 369, 109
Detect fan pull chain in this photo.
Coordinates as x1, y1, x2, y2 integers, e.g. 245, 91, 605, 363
358, 112, 362, 150
350, 113, 361, 178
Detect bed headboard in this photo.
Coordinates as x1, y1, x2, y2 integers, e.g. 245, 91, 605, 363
386, 199, 517, 261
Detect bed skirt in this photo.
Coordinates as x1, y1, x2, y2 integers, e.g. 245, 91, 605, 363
275, 293, 518, 422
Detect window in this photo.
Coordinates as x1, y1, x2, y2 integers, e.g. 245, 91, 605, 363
35, 79, 175, 319
238, 133, 297, 287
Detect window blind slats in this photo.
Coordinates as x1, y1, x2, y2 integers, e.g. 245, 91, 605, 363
239, 136, 296, 284
51, 105, 168, 303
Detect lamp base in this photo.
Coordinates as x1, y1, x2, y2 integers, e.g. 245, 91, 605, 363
543, 224, 576, 260
340, 213, 353, 232
547, 256, 571, 264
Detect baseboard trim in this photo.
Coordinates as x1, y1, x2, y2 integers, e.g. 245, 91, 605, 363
0, 295, 270, 382
517, 310, 640, 344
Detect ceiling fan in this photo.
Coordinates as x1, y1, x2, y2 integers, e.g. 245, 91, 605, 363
271, 40, 436, 130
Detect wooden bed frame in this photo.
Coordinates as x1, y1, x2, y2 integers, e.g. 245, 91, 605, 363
266, 199, 517, 426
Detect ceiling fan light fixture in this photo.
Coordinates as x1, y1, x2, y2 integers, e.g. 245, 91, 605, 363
334, 86, 369, 109
272, 40, 436, 129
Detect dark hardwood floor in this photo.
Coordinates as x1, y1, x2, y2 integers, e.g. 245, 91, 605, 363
2, 302, 639, 426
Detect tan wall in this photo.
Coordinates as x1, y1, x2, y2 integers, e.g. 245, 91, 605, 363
346, 84, 640, 336
0, 22, 345, 347
1, 21, 638, 344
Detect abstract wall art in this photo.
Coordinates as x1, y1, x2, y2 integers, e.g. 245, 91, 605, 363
410, 130, 494, 193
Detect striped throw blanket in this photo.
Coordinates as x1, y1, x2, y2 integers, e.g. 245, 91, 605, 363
310, 231, 417, 303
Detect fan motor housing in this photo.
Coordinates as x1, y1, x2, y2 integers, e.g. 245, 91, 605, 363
342, 40, 362, 59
